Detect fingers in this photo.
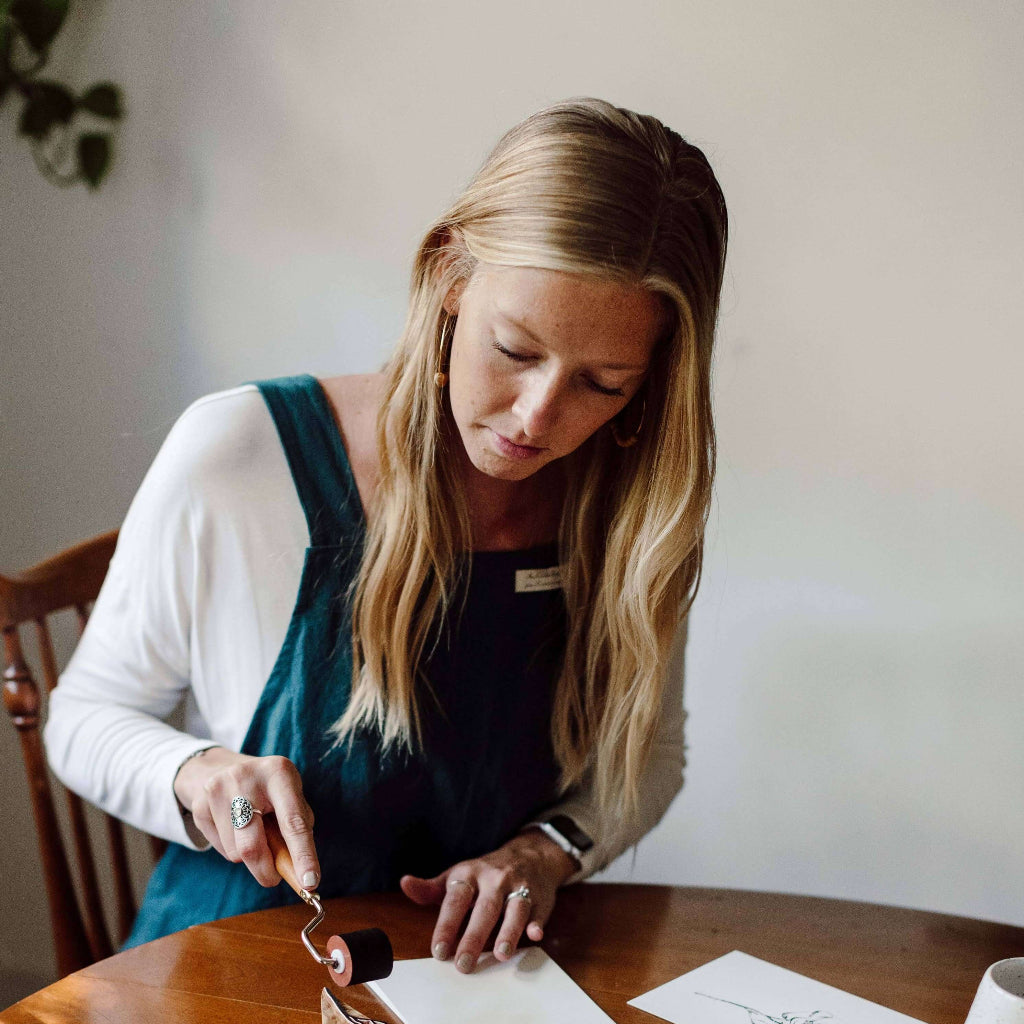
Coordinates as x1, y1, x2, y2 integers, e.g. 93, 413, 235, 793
524, 889, 557, 944
231, 812, 279, 887
199, 769, 249, 863
464, 884, 556, 968
493, 893, 533, 960
420, 832, 571, 973
455, 888, 512, 969
445, 876, 553, 973
193, 753, 317, 890
429, 875, 478, 963
202, 764, 278, 886
400, 872, 448, 906
189, 796, 227, 859
265, 761, 319, 890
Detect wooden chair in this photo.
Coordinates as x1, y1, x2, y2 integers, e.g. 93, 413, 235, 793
1, 530, 167, 976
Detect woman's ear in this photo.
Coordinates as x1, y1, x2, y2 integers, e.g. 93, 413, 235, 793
434, 227, 469, 315
442, 278, 467, 316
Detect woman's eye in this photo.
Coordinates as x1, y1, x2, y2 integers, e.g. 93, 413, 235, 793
588, 379, 625, 397
493, 341, 532, 362
494, 341, 624, 397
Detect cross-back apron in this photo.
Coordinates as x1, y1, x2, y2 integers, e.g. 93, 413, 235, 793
125, 375, 565, 947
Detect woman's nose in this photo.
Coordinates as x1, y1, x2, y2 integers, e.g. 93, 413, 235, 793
512, 373, 562, 439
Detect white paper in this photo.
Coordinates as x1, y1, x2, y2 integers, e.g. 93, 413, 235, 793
628, 950, 925, 1024
367, 947, 614, 1024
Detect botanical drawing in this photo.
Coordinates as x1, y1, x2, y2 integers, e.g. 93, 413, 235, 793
696, 991, 839, 1024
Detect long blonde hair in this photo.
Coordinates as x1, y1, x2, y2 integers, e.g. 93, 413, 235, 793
334, 98, 727, 822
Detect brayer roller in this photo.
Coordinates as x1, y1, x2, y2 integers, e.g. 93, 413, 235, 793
264, 817, 394, 987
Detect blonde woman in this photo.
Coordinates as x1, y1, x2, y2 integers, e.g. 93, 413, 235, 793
45, 98, 728, 971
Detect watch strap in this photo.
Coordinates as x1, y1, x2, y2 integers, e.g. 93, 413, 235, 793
525, 814, 593, 864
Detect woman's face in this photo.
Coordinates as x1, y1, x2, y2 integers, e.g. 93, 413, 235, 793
445, 264, 666, 483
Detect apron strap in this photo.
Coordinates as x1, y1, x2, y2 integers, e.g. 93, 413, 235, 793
253, 375, 364, 547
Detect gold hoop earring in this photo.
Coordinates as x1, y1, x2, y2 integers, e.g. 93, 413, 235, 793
434, 314, 456, 388
611, 396, 646, 448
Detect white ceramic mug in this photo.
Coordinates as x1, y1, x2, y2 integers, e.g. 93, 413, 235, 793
965, 958, 1024, 1024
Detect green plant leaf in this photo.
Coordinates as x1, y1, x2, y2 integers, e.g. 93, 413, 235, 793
17, 78, 73, 138
77, 131, 109, 188
10, 0, 68, 53
79, 82, 122, 119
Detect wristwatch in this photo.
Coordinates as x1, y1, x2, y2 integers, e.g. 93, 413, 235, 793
529, 814, 594, 866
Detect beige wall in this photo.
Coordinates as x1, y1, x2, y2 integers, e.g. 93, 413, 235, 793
2, 0, 1022, 1007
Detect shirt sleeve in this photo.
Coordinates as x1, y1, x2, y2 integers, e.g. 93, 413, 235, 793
43, 401, 219, 849
534, 615, 689, 884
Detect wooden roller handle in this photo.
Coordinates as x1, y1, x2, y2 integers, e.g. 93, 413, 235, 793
263, 815, 312, 895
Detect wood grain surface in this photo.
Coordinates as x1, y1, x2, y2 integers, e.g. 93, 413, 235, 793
4, 884, 1022, 1023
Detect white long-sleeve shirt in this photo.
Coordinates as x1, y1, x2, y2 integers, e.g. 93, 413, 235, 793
44, 383, 686, 881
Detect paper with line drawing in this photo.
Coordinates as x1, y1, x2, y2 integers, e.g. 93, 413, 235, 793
628, 950, 924, 1024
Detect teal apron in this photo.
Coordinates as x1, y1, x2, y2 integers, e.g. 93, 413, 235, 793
125, 375, 565, 947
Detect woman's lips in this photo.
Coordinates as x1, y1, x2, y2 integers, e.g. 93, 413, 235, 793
490, 429, 545, 460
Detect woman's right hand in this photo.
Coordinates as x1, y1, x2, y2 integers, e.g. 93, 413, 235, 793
173, 747, 320, 890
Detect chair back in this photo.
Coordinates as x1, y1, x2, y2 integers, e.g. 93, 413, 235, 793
1, 530, 167, 975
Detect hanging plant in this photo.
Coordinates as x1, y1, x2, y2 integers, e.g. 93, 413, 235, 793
0, 0, 124, 189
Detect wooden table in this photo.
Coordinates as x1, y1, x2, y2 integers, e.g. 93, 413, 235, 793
4, 884, 1023, 1022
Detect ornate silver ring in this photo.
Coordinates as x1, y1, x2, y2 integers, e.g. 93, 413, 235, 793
505, 885, 531, 905
230, 795, 261, 829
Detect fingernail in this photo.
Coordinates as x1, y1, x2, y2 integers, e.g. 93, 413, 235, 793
302, 871, 318, 888
497, 941, 512, 958
456, 953, 474, 973
433, 942, 450, 961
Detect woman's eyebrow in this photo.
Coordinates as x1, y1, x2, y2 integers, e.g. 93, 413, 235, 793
496, 311, 546, 345
496, 312, 648, 372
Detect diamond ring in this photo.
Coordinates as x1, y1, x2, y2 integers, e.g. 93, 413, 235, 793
504, 885, 531, 905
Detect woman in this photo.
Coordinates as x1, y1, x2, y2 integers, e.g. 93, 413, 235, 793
45, 97, 727, 971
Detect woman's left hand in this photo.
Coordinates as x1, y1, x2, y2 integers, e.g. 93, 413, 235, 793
399, 829, 577, 973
